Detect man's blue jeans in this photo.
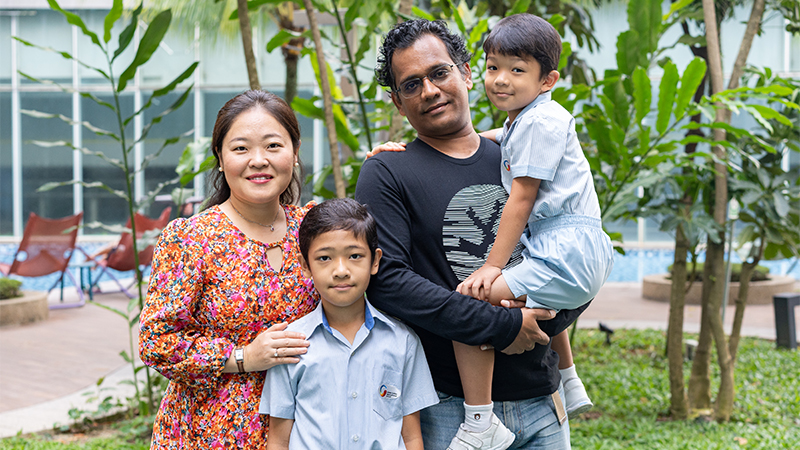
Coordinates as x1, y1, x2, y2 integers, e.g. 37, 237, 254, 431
420, 382, 571, 449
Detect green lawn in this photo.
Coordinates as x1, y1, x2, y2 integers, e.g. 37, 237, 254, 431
2, 329, 798, 449
571, 328, 800, 449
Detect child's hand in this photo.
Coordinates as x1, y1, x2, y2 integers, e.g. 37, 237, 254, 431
366, 141, 406, 158
457, 265, 503, 301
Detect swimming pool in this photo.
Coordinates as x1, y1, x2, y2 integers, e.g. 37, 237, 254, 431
2, 244, 798, 292
604, 248, 800, 282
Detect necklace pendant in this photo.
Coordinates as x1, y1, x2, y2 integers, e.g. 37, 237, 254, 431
269, 224, 274, 232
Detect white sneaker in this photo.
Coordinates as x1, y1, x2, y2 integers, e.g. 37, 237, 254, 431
563, 375, 593, 416
446, 413, 515, 450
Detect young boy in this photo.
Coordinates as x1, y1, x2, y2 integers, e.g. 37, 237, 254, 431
259, 198, 438, 450
371, 14, 613, 450
450, 13, 614, 449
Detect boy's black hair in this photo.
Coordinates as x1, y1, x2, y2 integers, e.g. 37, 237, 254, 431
299, 198, 379, 262
375, 19, 472, 91
483, 13, 561, 80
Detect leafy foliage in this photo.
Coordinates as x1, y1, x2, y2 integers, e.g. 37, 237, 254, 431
0, 278, 23, 300
15, 0, 203, 416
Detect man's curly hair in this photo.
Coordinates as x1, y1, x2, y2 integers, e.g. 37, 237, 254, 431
375, 19, 472, 91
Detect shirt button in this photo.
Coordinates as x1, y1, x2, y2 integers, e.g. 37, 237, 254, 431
352, 435, 360, 442
351, 392, 358, 399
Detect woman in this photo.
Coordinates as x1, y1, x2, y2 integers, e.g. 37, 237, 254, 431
140, 90, 318, 449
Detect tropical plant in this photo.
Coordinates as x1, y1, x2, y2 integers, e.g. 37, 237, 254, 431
551, 0, 799, 422
14, 0, 201, 415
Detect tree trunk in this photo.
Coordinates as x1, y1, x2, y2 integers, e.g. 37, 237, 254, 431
728, 260, 756, 360
729, 237, 766, 360
302, 0, 346, 198
278, 3, 304, 105
236, 0, 261, 90
727, 0, 766, 91
688, 246, 715, 411
387, 0, 414, 142
701, 0, 734, 423
667, 224, 690, 419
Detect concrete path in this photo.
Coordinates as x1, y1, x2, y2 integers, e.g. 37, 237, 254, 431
0, 281, 797, 438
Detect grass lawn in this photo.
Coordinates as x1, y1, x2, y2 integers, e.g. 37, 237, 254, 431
1, 329, 797, 449
571, 328, 800, 449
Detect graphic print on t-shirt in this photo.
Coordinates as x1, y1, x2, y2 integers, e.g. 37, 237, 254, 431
442, 184, 523, 281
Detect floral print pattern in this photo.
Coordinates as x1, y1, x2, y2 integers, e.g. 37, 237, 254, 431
140, 203, 318, 449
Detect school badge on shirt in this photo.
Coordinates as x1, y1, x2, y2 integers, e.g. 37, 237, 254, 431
503, 159, 511, 171
379, 384, 401, 399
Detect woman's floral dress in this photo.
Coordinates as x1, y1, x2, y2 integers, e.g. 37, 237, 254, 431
140, 203, 318, 449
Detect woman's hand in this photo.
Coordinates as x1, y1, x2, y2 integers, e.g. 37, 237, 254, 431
244, 322, 309, 372
366, 141, 406, 158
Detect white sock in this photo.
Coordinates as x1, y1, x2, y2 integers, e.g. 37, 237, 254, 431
463, 402, 493, 432
560, 364, 578, 382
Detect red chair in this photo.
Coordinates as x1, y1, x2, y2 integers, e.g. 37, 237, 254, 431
87, 207, 172, 298
0, 212, 84, 309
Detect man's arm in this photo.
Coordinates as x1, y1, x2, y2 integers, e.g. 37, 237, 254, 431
356, 157, 532, 351
266, 417, 293, 450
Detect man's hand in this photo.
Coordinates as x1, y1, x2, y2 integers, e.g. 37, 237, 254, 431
501, 308, 555, 355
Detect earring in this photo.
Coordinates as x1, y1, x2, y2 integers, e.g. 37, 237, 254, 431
294, 162, 300, 167
218, 167, 223, 172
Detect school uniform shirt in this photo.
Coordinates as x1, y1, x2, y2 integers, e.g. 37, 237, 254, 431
259, 299, 438, 450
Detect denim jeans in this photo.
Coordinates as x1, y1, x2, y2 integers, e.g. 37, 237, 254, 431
419, 382, 570, 449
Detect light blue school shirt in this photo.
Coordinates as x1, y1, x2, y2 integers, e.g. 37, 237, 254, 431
496, 91, 601, 223
259, 299, 438, 450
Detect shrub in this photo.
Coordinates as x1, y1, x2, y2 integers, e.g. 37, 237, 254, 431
0, 278, 23, 300
667, 262, 770, 282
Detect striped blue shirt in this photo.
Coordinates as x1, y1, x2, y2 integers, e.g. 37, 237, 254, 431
497, 91, 601, 223
259, 299, 438, 449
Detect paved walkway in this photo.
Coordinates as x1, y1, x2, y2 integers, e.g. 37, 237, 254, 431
0, 281, 797, 437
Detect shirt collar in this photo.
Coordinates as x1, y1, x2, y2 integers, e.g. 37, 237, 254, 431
301, 297, 393, 336
314, 299, 387, 333
504, 91, 552, 132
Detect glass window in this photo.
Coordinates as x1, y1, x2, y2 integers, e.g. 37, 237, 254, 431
81, 93, 133, 234
140, 28, 196, 90
605, 218, 638, 244
0, 92, 11, 234
18, 10, 72, 85
20, 91, 74, 221
0, 16, 10, 84
142, 90, 194, 218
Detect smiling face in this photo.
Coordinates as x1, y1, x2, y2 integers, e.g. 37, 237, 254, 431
390, 34, 474, 140
484, 52, 559, 123
301, 229, 382, 314
218, 106, 298, 208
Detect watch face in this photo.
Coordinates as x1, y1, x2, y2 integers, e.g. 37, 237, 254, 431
235, 348, 244, 361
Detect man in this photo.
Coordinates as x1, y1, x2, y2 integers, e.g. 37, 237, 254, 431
355, 19, 586, 449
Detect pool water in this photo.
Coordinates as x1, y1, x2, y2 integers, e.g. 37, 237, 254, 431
605, 248, 800, 282
2, 245, 798, 292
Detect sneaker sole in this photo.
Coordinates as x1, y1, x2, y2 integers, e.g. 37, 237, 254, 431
567, 401, 593, 417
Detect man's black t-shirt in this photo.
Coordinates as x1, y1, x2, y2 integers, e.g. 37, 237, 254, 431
355, 137, 585, 401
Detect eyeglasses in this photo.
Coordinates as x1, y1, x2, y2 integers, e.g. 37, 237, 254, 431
394, 64, 459, 99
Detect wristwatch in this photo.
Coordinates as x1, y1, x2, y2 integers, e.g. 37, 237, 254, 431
234, 347, 245, 373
